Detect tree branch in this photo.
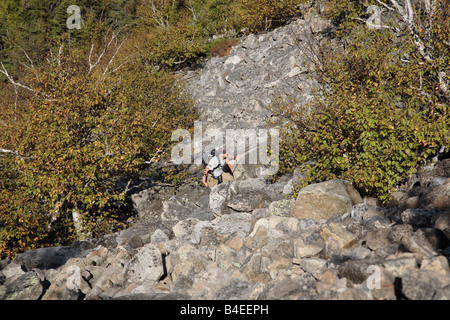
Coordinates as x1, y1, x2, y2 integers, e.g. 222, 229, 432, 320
103, 38, 126, 76
0, 148, 34, 160
375, 0, 395, 11
0, 62, 35, 92
351, 17, 399, 32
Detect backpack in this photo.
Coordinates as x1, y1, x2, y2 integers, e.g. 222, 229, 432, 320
202, 149, 222, 178
202, 149, 216, 166
202, 148, 233, 179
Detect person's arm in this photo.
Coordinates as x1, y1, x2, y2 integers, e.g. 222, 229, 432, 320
226, 153, 240, 162
203, 167, 209, 187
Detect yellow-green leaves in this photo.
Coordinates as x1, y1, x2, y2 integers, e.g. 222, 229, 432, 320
271, 3, 449, 204
0, 36, 198, 259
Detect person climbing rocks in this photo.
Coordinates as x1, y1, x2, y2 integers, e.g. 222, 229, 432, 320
202, 147, 239, 189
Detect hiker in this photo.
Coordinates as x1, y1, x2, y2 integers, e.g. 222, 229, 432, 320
202, 147, 237, 189
217, 146, 240, 175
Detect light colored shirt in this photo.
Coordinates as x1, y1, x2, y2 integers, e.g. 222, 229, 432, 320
207, 156, 224, 178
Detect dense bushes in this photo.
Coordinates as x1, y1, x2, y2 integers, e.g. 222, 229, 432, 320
233, 0, 304, 32
271, 0, 449, 202
132, 0, 307, 69
0, 37, 197, 259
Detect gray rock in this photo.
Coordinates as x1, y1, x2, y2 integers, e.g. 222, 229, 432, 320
214, 279, 257, 300
298, 258, 327, 275
209, 181, 239, 215
151, 229, 170, 244
125, 244, 164, 284
12, 241, 95, 270
382, 255, 418, 277
173, 217, 200, 239
294, 238, 324, 258
237, 177, 267, 192
131, 187, 168, 220
388, 224, 413, 244
338, 259, 384, 285
0, 271, 45, 300
160, 195, 202, 228
257, 274, 318, 299
268, 199, 295, 217
401, 209, 438, 230
366, 228, 392, 251
401, 269, 450, 300
1, 263, 26, 283
117, 224, 154, 248
400, 228, 448, 257
433, 285, 450, 300
411, 228, 449, 251
227, 191, 271, 212
351, 203, 369, 221
291, 180, 362, 220
347, 246, 373, 260
435, 213, 450, 232
419, 177, 450, 210
41, 258, 94, 300
191, 220, 250, 245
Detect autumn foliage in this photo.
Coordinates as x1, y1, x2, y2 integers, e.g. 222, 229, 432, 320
0, 34, 197, 259
271, 0, 449, 203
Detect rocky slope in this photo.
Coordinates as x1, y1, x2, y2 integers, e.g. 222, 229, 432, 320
182, 12, 331, 131
0, 157, 448, 300
0, 13, 449, 301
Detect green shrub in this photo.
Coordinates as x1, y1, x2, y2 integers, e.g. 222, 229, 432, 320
271, 23, 449, 203
0, 42, 197, 259
232, 0, 304, 32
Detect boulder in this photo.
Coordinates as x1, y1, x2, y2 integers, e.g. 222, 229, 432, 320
161, 195, 208, 228
191, 219, 250, 245
213, 279, 260, 300
209, 181, 239, 215
41, 258, 93, 300
320, 222, 359, 252
256, 274, 318, 299
366, 228, 392, 251
420, 179, 450, 209
125, 244, 164, 285
227, 191, 271, 212
0, 271, 45, 300
294, 238, 323, 258
382, 254, 418, 277
12, 241, 96, 270
291, 180, 362, 220
131, 186, 169, 221
400, 209, 438, 230
401, 269, 450, 300
338, 259, 383, 285
1, 263, 26, 284
173, 217, 200, 239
